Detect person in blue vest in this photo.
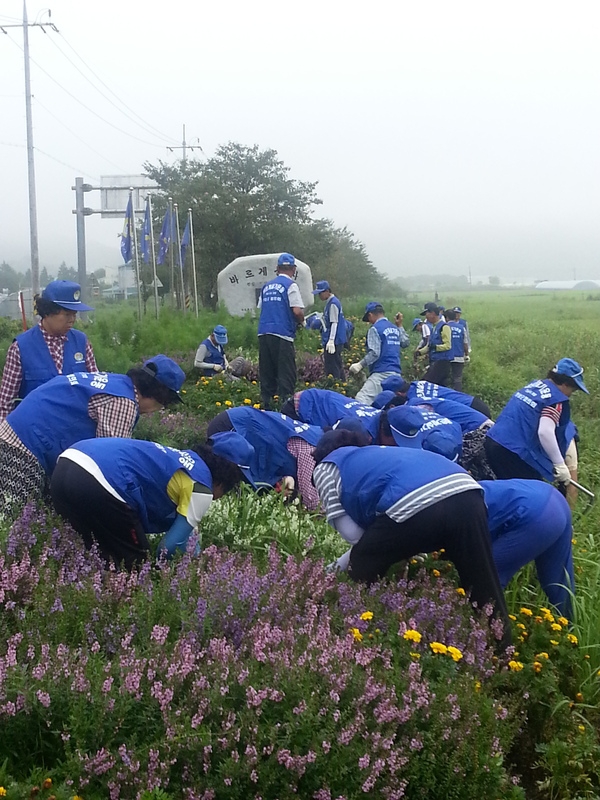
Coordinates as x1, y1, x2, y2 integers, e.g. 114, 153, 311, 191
282, 387, 381, 429
349, 302, 409, 405
377, 375, 493, 419
194, 325, 229, 376
416, 302, 453, 387
445, 308, 469, 392
257, 253, 305, 409
480, 480, 574, 618
0, 280, 98, 421
312, 430, 511, 648
0, 354, 185, 515
50, 432, 254, 570
484, 359, 587, 489
451, 306, 471, 353
206, 406, 323, 510
312, 280, 347, 379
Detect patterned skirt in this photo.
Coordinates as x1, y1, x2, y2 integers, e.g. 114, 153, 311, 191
461, 425, 497, 481
0, 441, 47, 518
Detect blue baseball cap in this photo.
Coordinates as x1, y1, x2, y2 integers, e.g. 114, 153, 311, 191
312, 280, 330, 294
332, 417, 374, 444
277, 252, 296, 268
553, 358, 589, 394
411, 317, 423, 330
42, 280, 94, 312
381, 375, 410, 394
452, 306, 462, 313
422, 428, 462, 462
420, 302, 439, 316
386, 405, 424, 449
362, 301, 384, 322
372, 390, 397, 410
209, 431, 258, 488
212, 324, 228, 345
142, 354, 186, 402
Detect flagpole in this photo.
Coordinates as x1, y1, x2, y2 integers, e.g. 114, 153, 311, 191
168, 196, 176, 310
148, 195, 159, 319
188, 208, 199, 318
130, 188, 143, 319
174, 203, 186, 315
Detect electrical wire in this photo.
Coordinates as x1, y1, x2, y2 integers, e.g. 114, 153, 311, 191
33, 145, 98, 181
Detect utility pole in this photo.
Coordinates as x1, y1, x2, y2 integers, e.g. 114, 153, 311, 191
1, 4, 58, 295
166, 124, 201, 164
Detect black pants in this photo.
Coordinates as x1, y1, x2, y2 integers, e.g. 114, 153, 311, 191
323, 344, 345, 380
206, 411, 235, 438
471, 397, 492, 419
450, 362, 464, 392
279, 399, 299, 419
483, 437, 543, 481
50, 458, 149, 571
422, 360, 451, 387
258, 335, 297, 409
349, 490, 511, 648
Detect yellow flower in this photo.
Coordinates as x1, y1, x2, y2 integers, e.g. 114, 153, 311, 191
571, 538, 577, 545
550, 640, 559, 646
410, 559, 418, 565
432, 569, 441, 578
0, 789, 6, 797
224, 400, 233, 407
533, 661, 543, 673
243, 398, 252, 405
403, 630, 422, 643
575, 692, 584, 702
579, 725, 586, 733
520, 607, 533, 617
456, 588, 466, 597
430, 642, 447, 655
516, 623, 526, 630
360, 611, 374, 621
535, 652, 549, 660
349, 627, 363, 642
447, 646, 463, 662
215, 401, 222, 406
539, 606, 551, 614
253, 403, 261, 409
508, 660, 524, 672
181, 389, 187, 394
73, 796, 84, 800
550, 623, 562, 632
474, 681, 482, 692
508, 614, 516, 621
557, 617, 569, 627
567, 633, 578, 645
410, 651, 421, 659
251, 380, 257, 385
43, 779, 52, 790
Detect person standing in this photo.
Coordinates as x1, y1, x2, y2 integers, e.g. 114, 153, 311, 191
452, 307, 471, 353
349, 302, 409, 405
194, 325, 229, 376
312, 280, 347, 379
484, 358, 586, 488
0, 280, 98, 421
257, 253, 304, 409
445, 309, 469, 392
416, 302, 453, 387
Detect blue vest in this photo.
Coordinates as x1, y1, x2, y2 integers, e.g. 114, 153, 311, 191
227, 407, 323, 487
429, 319, 453, 362
69, 438, 212, 534
322, 296, 347, 346
448, 321, 466, 360
487, 379, 571, 480
297, 389, 380, 428
257, 274, 297, 339
410, 407, 463, 448
369, 318, 402, 375
480, 479, 552, 538
407, 396, 488, 432
322, 446, 471, 530
8, 372, 137, 474
200, 337, 225, 376
407, 381, 475, 407
16, 325, 89, 398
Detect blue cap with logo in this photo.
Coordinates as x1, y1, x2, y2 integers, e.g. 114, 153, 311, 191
277, 252, 296, 268
142, 354, 186, 402
386, 405, 424, 449
381, 375, 410, 394
411, 317, 423, 330
42, 280, 94, 312
421, 428, 462, 462
553, 358, 589, 394
312, 280, 330, 294
209, 431, 258, 488
372, 390, 397, 410
452, 306, 462, 313
362, 301, 384, 322
212, 324, 228, 345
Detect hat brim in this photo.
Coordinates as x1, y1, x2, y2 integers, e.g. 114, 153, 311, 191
214, 335, 228, 345
412, 322, 422, 330
239, 466, 259, 489
574, 376, 589, 394
312, 288, 325, 295
54, 301, 94, 312
390, 426, 423, 449
168, 390, 184, 405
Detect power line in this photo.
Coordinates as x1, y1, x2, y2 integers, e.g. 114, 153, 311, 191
34, 145, 98, 181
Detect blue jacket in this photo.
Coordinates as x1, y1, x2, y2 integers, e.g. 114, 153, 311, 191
199, 337, 225, 376
322, 446, 476, 530
16, 325, 89, 398
257, 275, 298, 339
480, 479, 553, 538
8, 372, 137, 474
448, 321, 466, 360
487, 379, 571, 480
428, 319, 453, 362
407, 381, 475, 407
407, 396, 488, 432
322, 295, 347, 347
226, 407, 323, 487
297, 389, 380, 428
69, 438, 212, 533
369, 318, 402, 374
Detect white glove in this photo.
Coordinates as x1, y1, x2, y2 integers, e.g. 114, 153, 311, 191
325, 341, 336, 354
465, 355, 471, 363
349, 362, 363, 375
213, 364, 224, 373
553, 463, 571, 485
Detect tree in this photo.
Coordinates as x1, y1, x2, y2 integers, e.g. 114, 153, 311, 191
144, 143, 384, 306
489, 276, 500, 286
0, 262, 21, 293
57, 262, 78, 282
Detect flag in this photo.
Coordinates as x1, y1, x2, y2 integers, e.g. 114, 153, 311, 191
120, 194, 133, 264
157, 208, 173, 265
140, 197, 151, 264
180, 217, 191, 268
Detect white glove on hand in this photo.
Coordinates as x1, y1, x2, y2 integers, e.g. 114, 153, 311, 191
349, 362, 363, 375
213, 364, 224, 373
465, 355, 471, 363
325, 341, 336, 354
553, 463, 571, 485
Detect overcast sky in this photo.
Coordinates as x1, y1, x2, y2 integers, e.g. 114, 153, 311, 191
1, 0, 599, 283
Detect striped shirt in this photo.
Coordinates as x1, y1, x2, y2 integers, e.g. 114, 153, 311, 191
313, 460, 479, 526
